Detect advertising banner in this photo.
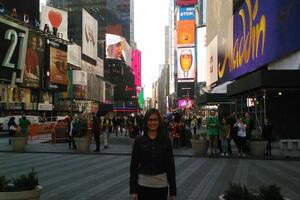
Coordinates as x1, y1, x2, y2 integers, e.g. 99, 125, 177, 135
40, 5, 68, 40
217, 0, 300, 84
82, 9, 98, 60
67, 43, 81, 68
176, 0, 197, 6
179, 6, 195, 21
196, 27, 207, 83
73, 70, 87, 86
131, 49, 141, 87
177, 20, 195, 47
49, 41, 68, 87
206, 36, 218, 86
178, 99, 194, 109
23, 32, 45, 88
106, 33, 131, 66
0, 18, 28, 83
177, 47, 196, 80
177, 82, 194, 98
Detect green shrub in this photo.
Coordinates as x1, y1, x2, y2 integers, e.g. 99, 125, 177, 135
258, 184, 284, 200
223, 183, 286, 200
0, 168, 39, 192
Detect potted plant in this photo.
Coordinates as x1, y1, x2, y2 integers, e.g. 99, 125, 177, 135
248, 129, 268, 156
191, 132, 208, 156
10, 128, 27, 152
0, 168, 42, 200
74, 116, 91, 152
219, 183, 290, 200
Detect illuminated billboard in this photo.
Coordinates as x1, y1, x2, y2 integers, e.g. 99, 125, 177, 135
23, 32, 45, 88
177, 82, 194, 98
176, 0, 197, 6
131, 49, 141, 87
82, 9, 98, 60
218, 0, 300, 84
177, 20, 195, 47
106, 33, 131, 66
179, 6, 195, 20
196, 27, 207, 83
178, 99, 194, 109
46, 40, 68, 90
177, 47, 196, 80
40, 5, 68, 40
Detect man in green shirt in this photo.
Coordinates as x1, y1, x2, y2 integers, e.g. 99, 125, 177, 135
206, 110, 219, 156
19, 114, 31, 137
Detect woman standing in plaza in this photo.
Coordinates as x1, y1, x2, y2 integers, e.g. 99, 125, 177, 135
130, 108, 177, 200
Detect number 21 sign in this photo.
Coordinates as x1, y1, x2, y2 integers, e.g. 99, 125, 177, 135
0, 17, 29, 84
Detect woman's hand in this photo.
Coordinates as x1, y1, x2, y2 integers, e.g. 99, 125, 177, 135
131, 193, 138, 200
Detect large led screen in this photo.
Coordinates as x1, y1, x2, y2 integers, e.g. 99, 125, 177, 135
106, 33, 131, 66
49, 42, 68, 87
178, 99, 194, 109
177, 47, 196, 80
177, 20, 195, 47
179, 6, 195, 21
131, 49, 141, 87
196, 27, 207, 83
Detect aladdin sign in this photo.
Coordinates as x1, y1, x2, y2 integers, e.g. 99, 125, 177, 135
217, 0, 300, 84
176, 0, 197, 6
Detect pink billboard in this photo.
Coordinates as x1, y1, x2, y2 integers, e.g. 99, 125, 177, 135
131, 49, 141, 87
178, 99, 194, 109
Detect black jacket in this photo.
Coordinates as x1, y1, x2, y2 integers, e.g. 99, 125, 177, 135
129, 134, 177, 196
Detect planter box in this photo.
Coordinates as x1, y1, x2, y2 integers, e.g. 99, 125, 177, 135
10, 137, 27, 152
280, 139, 300, 157
191, 139, 207, 156
249, 141, 268, 156
74, 137, 90, 152
0, 185, 42, 200
219, 194, 290, 200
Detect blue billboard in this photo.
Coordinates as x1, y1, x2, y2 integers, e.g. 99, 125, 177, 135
179, 6, 195, 20
218, 0, 300, 84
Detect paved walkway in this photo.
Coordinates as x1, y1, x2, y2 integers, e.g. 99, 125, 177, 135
1, 152, 300, 200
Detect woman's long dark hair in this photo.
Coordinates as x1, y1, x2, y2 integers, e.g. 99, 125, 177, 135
143, 108, 168, 142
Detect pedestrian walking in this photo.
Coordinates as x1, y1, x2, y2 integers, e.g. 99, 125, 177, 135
234, 117, 247, 157
262, 118, 273, 156
19, 114, 31, 137
219, 117, 230, 156
92, 114, 101, 152
206, 110, 219, 156
8, 117, 17, 144
130, 108, 177, 200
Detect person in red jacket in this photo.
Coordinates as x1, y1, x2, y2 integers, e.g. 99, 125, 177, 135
130, 108, 177, 200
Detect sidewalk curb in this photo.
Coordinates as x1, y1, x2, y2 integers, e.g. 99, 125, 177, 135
1, 150, 299, 161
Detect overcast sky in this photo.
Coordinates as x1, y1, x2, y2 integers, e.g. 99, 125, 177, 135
40, 0, 169, 98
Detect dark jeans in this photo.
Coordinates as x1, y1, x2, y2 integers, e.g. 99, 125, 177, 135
237, 136, 247, 154
94, 133, 100, 150
138, 185, 168, 200
266, 138, 272, 155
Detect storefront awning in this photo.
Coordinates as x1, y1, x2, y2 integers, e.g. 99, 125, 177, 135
197, 93, 234, 105
227, 69, 300, 96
